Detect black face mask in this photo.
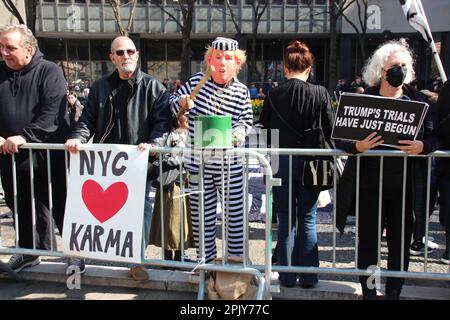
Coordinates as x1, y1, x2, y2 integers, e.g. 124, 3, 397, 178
385, 65, 407, 88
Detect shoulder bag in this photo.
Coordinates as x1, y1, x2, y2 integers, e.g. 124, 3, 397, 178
267, 94, 342, 191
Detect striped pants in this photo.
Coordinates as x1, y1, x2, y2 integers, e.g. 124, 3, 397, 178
189, 172, 244, 263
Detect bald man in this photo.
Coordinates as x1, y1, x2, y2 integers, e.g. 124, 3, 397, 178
66, 36, 170, 280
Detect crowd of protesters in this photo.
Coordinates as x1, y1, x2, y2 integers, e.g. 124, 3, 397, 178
1, 23, 450, 300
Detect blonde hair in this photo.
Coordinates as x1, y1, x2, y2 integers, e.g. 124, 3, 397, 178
203, 45, 247, 73
0, 24, 37, 52
362, 39, 415, 87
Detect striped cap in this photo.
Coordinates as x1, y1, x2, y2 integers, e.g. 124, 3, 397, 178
211, 37, 239, 51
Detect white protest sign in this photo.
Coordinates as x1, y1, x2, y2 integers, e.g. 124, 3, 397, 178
62, 144, 149, 264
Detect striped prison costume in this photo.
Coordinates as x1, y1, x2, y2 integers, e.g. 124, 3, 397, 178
169, 73, 253, 263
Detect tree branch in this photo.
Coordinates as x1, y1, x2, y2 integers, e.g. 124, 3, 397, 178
126, 0, 137, 34
149, 0, 184, 30
225, 0, 241, 34
109, 0, 126, 36
2, 0, 25, 24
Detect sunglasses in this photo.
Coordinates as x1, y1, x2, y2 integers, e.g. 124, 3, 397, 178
114, 49, 137, 56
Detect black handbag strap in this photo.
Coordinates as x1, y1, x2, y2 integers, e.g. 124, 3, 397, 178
267, 92, 332, 150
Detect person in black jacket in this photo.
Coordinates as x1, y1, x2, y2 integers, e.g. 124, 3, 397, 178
259, 40, 334, 288
436, 80, 450, 265
335, 39, 438, 300
0, 24, 69, 273
65, 36, 170, 281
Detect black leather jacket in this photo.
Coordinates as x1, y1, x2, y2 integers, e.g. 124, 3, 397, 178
70, 69, 170, 145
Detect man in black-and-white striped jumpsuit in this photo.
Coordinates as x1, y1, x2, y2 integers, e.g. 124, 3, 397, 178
169, 37, 253, 263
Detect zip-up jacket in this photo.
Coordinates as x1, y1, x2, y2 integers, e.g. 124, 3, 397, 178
70, 69, 170, 145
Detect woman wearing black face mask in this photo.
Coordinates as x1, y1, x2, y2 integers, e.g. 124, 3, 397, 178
334, 39, 438, 300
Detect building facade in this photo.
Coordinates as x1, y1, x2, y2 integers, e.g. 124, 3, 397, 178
14, 0, 450, 89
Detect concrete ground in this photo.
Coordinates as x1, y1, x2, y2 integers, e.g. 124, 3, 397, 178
1, 197, 449, 300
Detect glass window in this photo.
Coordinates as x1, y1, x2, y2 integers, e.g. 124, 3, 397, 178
148, 61, 166, 81
166, 40, 181, 60
190, 39, 210, 61
90, 39, 112, 60
146, 39, 165, 60
39, 38, 66, 61
64, 61, 92, 86
91, 61, 115, 81
67, 39, 89, 60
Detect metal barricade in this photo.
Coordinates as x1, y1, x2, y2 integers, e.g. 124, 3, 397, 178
0, 143, 278, 300
1, 143, 450, 299
252, 148, 450, 293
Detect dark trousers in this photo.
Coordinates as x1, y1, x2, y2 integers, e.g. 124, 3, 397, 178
438, 178, 450, 252
0, 150, 67, 251
358, 165, 413, 295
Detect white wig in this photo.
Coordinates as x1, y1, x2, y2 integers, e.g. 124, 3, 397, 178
362, 39, 415, 87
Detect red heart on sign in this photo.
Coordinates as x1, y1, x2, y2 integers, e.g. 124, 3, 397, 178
81, 179, 128, 223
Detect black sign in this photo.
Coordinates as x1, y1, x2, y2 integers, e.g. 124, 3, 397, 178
331, 93, 429, 146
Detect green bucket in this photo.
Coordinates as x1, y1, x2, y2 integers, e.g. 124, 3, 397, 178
193, 115, 232, 148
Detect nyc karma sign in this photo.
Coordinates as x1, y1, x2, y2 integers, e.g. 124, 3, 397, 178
62, 144, 149, 264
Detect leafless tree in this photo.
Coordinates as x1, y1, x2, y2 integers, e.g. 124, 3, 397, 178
225, 0, 267, 82
327, 0, 356, 91
148, 0, 195, 82
2, 0, 38, 34
108, 0, 138, 37
341, 0, 369, 66
2, 0, 25, 24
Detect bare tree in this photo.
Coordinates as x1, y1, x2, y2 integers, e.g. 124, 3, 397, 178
341, 0, 369, 67
24, 0, 39, 35
2, 0, 25, 24
327, 0, 356, 91
1, 0, 39, 34
148, 0, 195, 82
225, 0, 267, 82
108, 0, 138, 37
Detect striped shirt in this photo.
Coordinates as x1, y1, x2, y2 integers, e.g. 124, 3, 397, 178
169, 72, 253, 174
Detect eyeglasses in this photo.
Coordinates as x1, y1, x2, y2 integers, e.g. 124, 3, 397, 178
114, 49, 137, 57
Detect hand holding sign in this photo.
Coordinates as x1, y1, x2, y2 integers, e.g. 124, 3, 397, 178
397, 139, 424, 155
355, 132, 384, 152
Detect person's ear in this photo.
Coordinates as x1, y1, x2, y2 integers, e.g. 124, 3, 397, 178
305, 66, 312, 77
235, 58, 241, 72
25, 45, 33, 59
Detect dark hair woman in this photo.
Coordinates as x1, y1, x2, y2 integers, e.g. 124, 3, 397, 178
66, 91, 84, 129
259, 40, 334, 289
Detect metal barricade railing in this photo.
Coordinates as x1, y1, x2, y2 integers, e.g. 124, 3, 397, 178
0, 143, 278, 300
1, 144, 450, 299
252, 148, 450, 292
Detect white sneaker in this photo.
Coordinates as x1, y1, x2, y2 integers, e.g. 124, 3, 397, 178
422, 237, 439, 249
270, 272, 279, 281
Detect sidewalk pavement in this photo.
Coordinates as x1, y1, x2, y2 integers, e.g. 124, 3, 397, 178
0, 261, 449, 300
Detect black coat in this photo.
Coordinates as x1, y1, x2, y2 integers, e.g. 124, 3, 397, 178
436, 80, 450, 227
259, 78, 334, 149
70, 69, 170, 145
335, 84, 438, 234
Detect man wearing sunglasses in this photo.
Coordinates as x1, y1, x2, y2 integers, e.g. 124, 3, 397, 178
66, 36, 170, 281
